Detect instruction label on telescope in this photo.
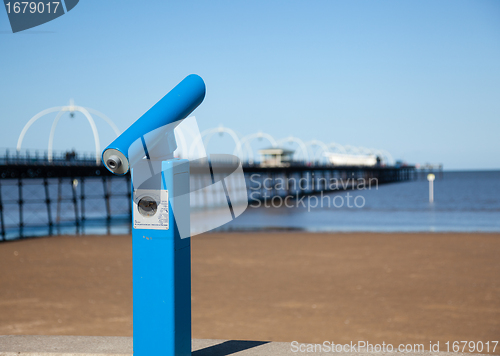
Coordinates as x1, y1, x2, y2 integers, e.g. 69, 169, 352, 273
133, 189, 169, 230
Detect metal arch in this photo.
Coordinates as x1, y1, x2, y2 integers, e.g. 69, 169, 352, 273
188, 125, 242, 159
366, 148, 392, 165
203, 125, 242, 150
304, 139, 330, 162
277, 136, 310, 162
356, 148, 393, 165
48, 106, 101, 164
344, 145, 362, 154
84, 108, 121, 136
47, 109, 66, 161
371, 149, 386, 163
74, 107, 101, 164
233, 131, 278, 163
379, 149, 394, 165
17, 106, 63, 152
327, 142, 347, 154
203, 126, 243, 156
357, 146, 375, 155
17, 103, 119, 164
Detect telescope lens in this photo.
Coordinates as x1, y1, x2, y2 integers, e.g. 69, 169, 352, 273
106, 155, 122, 170
138, 196, 158, 217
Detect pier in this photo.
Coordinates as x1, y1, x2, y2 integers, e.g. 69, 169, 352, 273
0, 148, 415, 241
0, 103, 421, 240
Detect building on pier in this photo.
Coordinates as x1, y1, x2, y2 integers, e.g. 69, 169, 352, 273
324, 152, 379, 167
258, 147, 294, 167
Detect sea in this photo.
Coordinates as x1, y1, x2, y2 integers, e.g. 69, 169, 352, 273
222, 170, 500, 233
1, 170, 499, 239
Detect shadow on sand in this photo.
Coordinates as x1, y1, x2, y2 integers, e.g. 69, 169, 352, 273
193, 340, 269, 356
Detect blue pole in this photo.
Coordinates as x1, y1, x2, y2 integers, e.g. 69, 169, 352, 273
102, 75, 206, 356
132, 158, 191, 356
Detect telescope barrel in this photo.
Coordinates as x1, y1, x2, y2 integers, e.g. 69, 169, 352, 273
102, 74, 206, 175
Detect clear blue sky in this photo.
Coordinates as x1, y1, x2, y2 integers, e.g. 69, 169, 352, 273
1, 0, 499, 170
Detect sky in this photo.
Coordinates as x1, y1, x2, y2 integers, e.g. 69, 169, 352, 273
1, 0, 499, 170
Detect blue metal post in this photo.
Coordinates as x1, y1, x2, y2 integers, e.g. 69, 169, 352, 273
102, 74, 205, 356
132, 159, 191, 356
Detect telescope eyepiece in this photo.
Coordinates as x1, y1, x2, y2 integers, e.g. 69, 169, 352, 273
102, 149, 129, 175
101, 74, 205, 175
107, 155, 122, 170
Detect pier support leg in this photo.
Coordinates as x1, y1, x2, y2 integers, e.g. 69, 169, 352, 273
43, 177, 53, 236
102, 176, 111, 234
56, 177, 62, 226
0, 180, 5, 241
80, 177, 86, 232
71, 177, 80, 234
18, 178, 23, 238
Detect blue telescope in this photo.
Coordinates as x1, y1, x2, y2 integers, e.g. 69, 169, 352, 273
102, 74, 206, 175
102, 74, 206, 356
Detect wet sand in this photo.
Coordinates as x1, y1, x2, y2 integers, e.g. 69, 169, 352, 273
0, 232, 499, 352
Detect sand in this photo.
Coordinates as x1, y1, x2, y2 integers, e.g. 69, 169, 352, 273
0, 232, 499, 353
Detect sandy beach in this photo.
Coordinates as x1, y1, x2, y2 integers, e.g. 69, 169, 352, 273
0, 232, 498, 353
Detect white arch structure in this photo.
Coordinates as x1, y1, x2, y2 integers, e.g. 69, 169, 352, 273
343, 145, 363, 154
356, 146, 374, 155
304, 139, 329, 162
17, 106, 63, 152
17, 102, 120, 164
351, 146, 394, 165
17, 108, 396, 166
85, 108, 120, 136
182, 126, 396, 165
327, 142, 347, 154
277, 136, 309, 162
186, 127, 395, 165
377, 149, 394, 165
48, 106, 100, 163
188, 125, 242, 159
233, 131, 277, 163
